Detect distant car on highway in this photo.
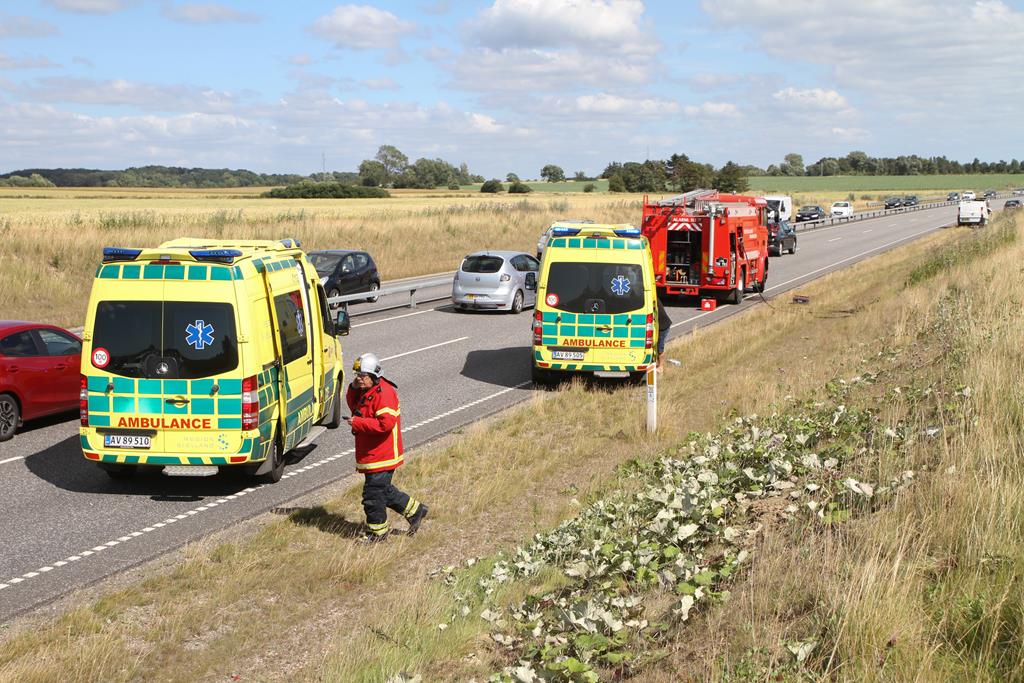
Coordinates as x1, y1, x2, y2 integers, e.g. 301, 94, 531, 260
829, 201, 853, 218
983, 189, 998, 199
0, 321, 82, 441
1004, 199, 1022, 210
452, 251, 539, 313
884, 196, 904, 209
962, 191, 977, 200
768, 220, 797, 256
795, 205, 826, 222
903, 195, 919, 206
307, 249, 381, 306
947, 192, 960, 201
1013, 188, 1024, 196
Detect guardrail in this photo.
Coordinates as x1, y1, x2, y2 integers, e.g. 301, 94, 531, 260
326, 275, 454, 316
790, 193, 1008, 234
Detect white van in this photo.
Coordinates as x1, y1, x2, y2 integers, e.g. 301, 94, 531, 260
958, 200, 990, 226
763, 195, 793, 223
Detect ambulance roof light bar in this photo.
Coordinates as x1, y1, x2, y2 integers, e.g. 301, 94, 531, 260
189, 249, 244, 264
102, 247, 143, 262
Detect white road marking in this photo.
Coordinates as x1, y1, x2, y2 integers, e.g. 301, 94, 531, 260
1, 381, 533, 593
863, 229, 873, 234
0, 456, 25, 466
381, 337, 469, 362
828, 237, 843, 242
353, 308, 436, 328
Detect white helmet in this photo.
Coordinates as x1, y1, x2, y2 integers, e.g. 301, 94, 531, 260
353, 352, 382, 379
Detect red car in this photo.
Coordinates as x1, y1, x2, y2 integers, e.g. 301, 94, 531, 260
0, 321, 82, 441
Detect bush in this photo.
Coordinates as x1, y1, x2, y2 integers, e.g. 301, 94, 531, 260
583, 183, 596, 193
508, 181, 532, 194
448, 182, 461, 190
847, 192, 856, 201
608, 175, 627, 193
481, 179, 504, 193
262, 181, 389, 199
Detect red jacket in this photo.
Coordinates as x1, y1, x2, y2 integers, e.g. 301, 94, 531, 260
346, 379, 404, 473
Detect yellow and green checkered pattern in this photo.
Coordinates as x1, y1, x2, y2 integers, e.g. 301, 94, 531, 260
94, 257, 297, 282
537, 311, 648, 347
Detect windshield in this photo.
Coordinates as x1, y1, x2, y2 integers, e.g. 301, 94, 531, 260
93, 301, 238, 379
461, 255, 504, 273
307, 253, 343, 276
546, 262, 645, 314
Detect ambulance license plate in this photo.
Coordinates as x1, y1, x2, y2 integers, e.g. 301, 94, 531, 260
551, 351, 585, 361
104, 435, 151, 449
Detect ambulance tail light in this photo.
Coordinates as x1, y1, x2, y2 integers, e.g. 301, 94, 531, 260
532, 310, 543, 346
80, 374, 89, 427
645, 313, 654, 349
242, 375, 259, 431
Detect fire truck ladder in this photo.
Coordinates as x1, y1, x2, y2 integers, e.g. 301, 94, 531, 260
654, 188, 719, 208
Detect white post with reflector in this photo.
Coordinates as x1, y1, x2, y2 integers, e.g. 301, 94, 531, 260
646, 365, 657, 432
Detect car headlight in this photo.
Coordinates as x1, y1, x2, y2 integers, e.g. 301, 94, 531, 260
319, 276, 329, 286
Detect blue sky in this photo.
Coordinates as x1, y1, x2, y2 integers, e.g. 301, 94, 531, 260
1, 1, 1021, 177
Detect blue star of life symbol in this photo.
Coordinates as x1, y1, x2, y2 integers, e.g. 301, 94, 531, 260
185, 320, 215, 351
610, 275, 631, 296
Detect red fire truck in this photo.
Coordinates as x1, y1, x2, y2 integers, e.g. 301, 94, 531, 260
641, 189, 769, 304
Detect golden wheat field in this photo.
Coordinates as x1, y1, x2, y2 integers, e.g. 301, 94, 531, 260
0, 188, 642, 326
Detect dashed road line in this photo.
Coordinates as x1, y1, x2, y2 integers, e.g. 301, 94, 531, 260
0, 455, 25, 466
828, 237, 843, 242
352, 308, 436, 328
0, 381, 533, 594
381, 336, 469, 362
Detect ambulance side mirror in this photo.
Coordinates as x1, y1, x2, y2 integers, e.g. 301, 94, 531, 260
525, 272, 537, 291
334, 310, 350, 337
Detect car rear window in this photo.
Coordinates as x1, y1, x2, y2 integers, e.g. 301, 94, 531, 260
93, 301, 238, 379
461, 255, 504, 273
546, 262, 645, 314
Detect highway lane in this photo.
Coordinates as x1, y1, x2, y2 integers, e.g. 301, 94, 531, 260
0, 199, 1008, 622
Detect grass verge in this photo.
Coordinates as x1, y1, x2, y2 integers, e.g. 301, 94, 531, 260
1, 214, 1020, 682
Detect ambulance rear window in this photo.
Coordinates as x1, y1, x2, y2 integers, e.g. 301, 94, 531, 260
546, 262, 645, 314
93, 301, 238, 379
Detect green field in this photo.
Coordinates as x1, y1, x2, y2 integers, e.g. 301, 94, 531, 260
746, 173, 1024, 193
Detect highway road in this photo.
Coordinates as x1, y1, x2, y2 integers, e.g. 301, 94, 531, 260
0, 199, 1010, 623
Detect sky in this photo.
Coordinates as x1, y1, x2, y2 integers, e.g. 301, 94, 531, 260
0, 0, 1021, 177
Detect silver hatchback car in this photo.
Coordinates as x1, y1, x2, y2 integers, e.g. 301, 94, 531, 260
452, 251, 539, 313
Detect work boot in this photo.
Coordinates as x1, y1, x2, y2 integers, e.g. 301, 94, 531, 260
407, 504, 429, 535
358, 531, 389, 545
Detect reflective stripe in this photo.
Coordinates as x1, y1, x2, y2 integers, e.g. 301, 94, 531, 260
392, 425, 399, 458
367, 521, 389, 536
356, 454, 405, 471
375, 407, 400, 417
403, 499, 420, 518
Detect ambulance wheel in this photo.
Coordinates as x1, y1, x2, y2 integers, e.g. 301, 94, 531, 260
324, 379, 343, 429
531, 365, 556, 387
0, 393, 18, 442
99, 463, 137, 479
259, 439, 285, 484
510, 290, 524, 314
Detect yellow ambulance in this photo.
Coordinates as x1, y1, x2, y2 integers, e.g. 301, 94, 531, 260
531, 224, 659, 384
78, 238, 349, 483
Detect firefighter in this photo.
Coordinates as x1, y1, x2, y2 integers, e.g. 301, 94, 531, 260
344, 352, 428, 543
656, 303, 672, 372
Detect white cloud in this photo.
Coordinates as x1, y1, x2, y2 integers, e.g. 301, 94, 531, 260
288, 53, 312, 66
684, 101, 740, 118
0, 54, 59, 69
576, 93, 679, 116
0, 13, 59, 38
772, 87, 848, 111
468, 112, 502, 133
361, 77, 399, 91
15, 77, 243, 114
162, 3, 261, 25
42, 0, 135, 14
309, 5, 416, 50
830, 127, 870, 142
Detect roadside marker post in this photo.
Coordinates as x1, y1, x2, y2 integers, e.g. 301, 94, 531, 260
646, 365, 657, 432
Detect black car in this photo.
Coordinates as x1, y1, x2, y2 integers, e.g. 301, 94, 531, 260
1004, 199, 1022, 210
768, 220, 797, 256
795, 205, 826, 222
307, 250, 381, 305
947, 192, 960, 201
903, 195, 919, 206
884, 196, 903, 209
983, 189, 998, 199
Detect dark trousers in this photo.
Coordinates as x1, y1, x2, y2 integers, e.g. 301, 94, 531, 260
362, 470, 420, 535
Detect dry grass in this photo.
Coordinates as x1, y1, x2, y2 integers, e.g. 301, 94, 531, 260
0, 201, 995, 682
0, 188, 640, 325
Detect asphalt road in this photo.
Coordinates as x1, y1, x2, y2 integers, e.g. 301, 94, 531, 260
0, 199, 1011, 622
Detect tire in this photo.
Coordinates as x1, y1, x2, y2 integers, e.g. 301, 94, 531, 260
99, 463, 137, 479
789, 239, 797, 255
509, 290, 524, 314
0, 393, 20, 442
531, 365, 556, 387
728, 270, 745, 305
366, 282, 380, 303
258, 438, 285, 484
327, 288, 341, 309
323, 378, 343, 429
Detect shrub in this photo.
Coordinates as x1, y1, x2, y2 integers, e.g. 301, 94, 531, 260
262, 181, 389, 199
447, 182, 461, 190
481, 179, 504, 193
583, 183, 596, 193
508, 181, 532, 194
847, 192, 856, 201
608, 175, 627, 193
